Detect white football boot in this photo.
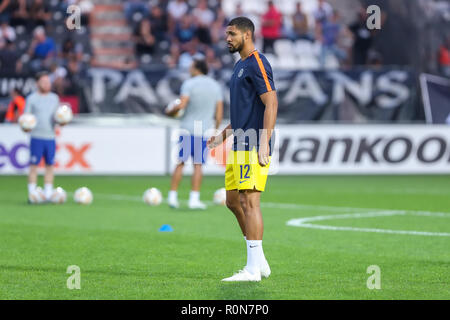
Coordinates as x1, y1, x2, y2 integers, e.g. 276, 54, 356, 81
188, 199, 207, 210
168, 197, 179, 209
221, 268, 261, 282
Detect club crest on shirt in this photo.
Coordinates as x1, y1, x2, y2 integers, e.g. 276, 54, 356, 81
238, 68, 244, 78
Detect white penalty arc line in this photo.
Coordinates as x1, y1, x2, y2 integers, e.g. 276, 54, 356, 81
286, 211, 450, 237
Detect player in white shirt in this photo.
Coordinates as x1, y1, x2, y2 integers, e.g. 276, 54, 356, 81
25, 72, 60, 201
166, 59, 223, 209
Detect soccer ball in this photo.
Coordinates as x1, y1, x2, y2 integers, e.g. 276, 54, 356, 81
143, 188, 163, 206
29, 186, 46, 204
54, 104, 73, 125
165, 99, 185, 118
74, 187, 93, 205
18, 113, 37, 131
50, 187, 67, 204
213, 188, 227, 205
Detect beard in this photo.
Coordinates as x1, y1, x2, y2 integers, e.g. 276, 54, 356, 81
228, 37, 244, 53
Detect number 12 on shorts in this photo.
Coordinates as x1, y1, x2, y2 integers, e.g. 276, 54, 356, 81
240, 165, 250, 180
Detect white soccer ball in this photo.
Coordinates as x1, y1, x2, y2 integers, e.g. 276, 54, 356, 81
29, 186, 45, 204
74, 187, 93, 205
18, 113, 37, 131
143, 188, 163, 206
165, 98, 185, 118
213, 188, 226, 205
54, 104, 73, 125
50, 187, 67, 204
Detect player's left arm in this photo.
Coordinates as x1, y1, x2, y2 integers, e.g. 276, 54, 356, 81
55, 95, 68, 127
250, 54, 278, 166
22, 95, 34, 132
259, 91, 278, 166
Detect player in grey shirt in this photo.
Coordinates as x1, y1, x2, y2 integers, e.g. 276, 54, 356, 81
25, 72, 60, 201
165, 59, 223, 209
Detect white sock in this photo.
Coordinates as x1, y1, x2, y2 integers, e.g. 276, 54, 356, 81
244, 236, 267, 267
44, 183, 53, 199
189, 191, 200, 202
28, 183, 37, 194
245, 240, 262, 275
168, 190, 178, 202
260, 246, 268, 266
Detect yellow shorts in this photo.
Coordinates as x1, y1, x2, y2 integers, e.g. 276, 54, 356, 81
225, 148, 271, 192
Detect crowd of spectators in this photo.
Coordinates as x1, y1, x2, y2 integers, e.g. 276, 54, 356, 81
0, 0, 92, 122
125, 0, 387, 70
0, 0, 90, 79
0, 0, 446, 95
0, 0, 387, 80
129, 0, 227, 71
0, 0, 388, 123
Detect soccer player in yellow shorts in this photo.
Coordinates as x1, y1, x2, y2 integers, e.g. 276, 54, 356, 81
225, 148, 271, 192
207, 17, 278, 282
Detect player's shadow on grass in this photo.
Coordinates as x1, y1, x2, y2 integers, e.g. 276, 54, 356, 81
217, 282, 270, 300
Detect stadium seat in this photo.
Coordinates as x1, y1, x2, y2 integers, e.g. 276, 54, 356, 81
274, 39, 294, 57
294, 40, 315, 56
277, 55, 298, 70
298, 55, 320, 70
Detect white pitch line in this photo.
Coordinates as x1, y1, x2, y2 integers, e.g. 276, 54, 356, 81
261, 202, 371, 213
286, 211, 450, 237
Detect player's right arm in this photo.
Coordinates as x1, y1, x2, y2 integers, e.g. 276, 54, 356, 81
166, 79, 191, 116
207, 123, 232, 149
214, 100, 223, 130
165, 95, 189, 116
214, 82, 224, 130
22, 94, 33, 132
208, 81, 225, 148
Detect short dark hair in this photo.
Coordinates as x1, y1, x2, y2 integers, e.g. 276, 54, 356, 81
35, 71, 49, 81
193, 59, 208, 75
227, 16, 255, 38
11, 87, 23, 96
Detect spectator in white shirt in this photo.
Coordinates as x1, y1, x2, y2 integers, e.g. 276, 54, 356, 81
0, 21, 16, 48
167, 0, 188, 34
313, 0, 333, 25
168, 0, 188, 21
192, 0, 214, 45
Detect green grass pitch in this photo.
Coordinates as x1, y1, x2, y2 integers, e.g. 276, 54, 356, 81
0, 175, 449, 299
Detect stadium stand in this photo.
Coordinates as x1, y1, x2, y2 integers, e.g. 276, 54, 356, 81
0, 0, 449, 122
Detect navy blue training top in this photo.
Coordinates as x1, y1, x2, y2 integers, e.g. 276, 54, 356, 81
229, 50, 276, 152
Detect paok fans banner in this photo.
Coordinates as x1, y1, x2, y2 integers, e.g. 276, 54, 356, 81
0, 68, 417, 122
84, 67, 418, 122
